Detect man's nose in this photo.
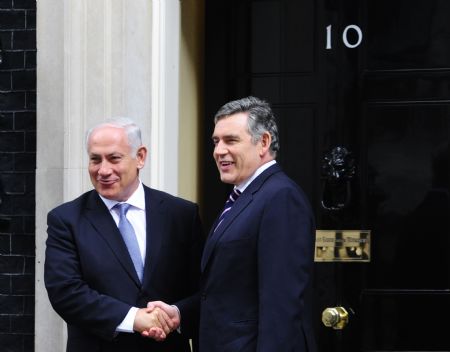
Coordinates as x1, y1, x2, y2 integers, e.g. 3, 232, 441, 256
214, 141, 227, 156
98, 160, 112, 175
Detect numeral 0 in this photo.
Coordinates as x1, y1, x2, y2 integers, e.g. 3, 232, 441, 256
326, 24, 363, 49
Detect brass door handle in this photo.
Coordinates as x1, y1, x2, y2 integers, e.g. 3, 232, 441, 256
322, 306, 349, 329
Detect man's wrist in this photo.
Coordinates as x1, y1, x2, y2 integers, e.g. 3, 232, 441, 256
117, 307, 138, 333
171, 305, 181, 333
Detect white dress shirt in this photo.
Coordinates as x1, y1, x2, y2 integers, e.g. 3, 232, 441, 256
236, 160, 277, 193
98, 181, 146, 333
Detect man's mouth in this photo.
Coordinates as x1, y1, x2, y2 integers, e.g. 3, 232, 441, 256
97, 179, 117, 185
218, 160, 234, 172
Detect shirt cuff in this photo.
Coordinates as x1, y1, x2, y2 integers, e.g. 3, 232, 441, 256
171, 305, 182, 333
116, 307, 138, 333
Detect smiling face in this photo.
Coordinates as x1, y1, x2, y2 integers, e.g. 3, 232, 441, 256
212, 112, 273, 185
87, 125, 147, 201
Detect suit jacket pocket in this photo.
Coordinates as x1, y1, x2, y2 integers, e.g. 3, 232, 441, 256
220, 319, 258, 352
220, 236, 254, 247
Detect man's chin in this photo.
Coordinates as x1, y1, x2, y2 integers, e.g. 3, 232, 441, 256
219, 175, 235, 185
96, 187, 119, 201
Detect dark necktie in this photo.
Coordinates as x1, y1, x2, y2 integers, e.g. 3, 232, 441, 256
115, 203, 144, 282
214, 188, 241, 232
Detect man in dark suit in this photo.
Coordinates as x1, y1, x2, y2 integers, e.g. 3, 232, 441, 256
44, 118, 203, 352
199, 96, 317, 351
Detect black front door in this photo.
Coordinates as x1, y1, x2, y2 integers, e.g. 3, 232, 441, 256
203, 1, 450, 351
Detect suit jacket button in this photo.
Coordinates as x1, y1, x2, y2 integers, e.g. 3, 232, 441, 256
201, 293, 206, 300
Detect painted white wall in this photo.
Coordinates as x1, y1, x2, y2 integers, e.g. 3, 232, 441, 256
35, 1, 180, 350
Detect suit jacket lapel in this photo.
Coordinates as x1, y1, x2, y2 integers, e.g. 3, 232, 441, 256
201, 163, 282, 271
201, 193, 252, 270
84, 191, 141, 286
142, 186, 165, 285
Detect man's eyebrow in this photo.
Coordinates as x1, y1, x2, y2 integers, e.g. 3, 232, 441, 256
88, 152, 123, 157
212, 133, 239, 139
223, 134, 240, 139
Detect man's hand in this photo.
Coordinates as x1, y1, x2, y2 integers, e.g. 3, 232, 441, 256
140, 301, 181, 340
133, 307, 174, 341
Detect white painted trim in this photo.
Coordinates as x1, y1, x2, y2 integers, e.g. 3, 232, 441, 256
36, 1, 181, 350
151, 0, 180, 194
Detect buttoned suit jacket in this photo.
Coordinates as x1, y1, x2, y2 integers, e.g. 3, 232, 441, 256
44, 185, 204, 352
199, 164, 317, 352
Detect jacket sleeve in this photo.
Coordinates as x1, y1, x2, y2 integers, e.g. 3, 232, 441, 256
44, 209, 131, 341
256, 186, 315, 351
173, 204, 205, 338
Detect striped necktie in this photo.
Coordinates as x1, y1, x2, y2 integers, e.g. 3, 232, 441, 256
214, 188, 241, 232
115, 203, 144, 282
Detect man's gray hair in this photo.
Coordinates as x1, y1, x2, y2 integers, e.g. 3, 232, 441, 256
214, 96, 280, 157
85, 117, 142, 156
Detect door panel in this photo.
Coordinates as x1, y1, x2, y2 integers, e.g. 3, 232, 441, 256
367, 1, 450, 70
361, 291, 449, 350
250, 0, 315, 73
204, 0, 450, 350
366, 105, 450, 289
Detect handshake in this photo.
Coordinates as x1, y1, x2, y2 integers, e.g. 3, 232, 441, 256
133, 301, 180, 341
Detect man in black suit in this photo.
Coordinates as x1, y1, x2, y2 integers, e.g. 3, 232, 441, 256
140, 97, 317, 351
44, 117, 203, 352
199, 96, 317, 351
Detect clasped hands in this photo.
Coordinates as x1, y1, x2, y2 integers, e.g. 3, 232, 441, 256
133, 301, 180, 341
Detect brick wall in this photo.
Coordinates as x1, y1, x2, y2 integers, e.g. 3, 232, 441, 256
0, 0, 36, 351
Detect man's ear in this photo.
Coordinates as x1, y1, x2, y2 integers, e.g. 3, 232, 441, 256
259, 132, 272, 156
136, 146, 147, 169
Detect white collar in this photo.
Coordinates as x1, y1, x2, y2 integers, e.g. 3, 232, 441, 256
98, 181, 146, 211
236, 160, 276, 193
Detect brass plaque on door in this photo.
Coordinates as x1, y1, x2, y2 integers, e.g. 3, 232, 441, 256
314, 230, 371, 262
